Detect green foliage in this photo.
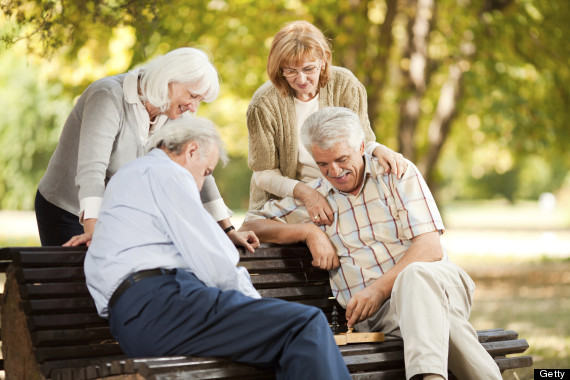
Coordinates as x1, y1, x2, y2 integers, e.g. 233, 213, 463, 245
0, 48, 72, 209
0, 0, 568, 210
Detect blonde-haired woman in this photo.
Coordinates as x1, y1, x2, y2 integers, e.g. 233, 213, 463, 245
247, 21, 406, 225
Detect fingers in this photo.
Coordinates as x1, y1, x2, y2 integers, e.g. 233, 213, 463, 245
63, 234, 91, 247
247, 232, 260, 249
395, 153, 407, 179
331, 255, 340, 269
242, 240, 255, 253
387, 157, 399, 178
323, 204, 334, 226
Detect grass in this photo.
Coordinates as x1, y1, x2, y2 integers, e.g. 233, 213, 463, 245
458, 258, 570, 379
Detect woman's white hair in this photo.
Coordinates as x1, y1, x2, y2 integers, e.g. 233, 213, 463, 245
301, 107, 365, 152
139, 47, 220, 113
146, 116, 228, 166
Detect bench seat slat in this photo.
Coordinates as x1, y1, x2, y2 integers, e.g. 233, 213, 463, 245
351, 368, 406, 380
477, 329, 518, 342
250, 272, 329, 287
40, 355, 127, 379
256, 285, 332, 299
136, 357, 272, 379
494, 356, 534, 370
481, 339, 530, 356
18, 267, 85, 283
35, 343, 124, 363
344, 351, 405, 371
239, 258, 314, 272
24, 297, 96, 314
22, 282, 90, 297
16, 251, 87, 266
27, 312, 108, 330
238, 244, 309, 260
31, 326, 114, 347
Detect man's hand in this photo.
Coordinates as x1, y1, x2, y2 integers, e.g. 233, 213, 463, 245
372, 145, 407, 179
345, 285, 388, 328
228, 230, 260, 253
63, 218, 96, 247
294, 183, 334, 226
305, 224, 339, 270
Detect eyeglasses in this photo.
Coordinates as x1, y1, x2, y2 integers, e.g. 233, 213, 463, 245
281, 63, 321, 78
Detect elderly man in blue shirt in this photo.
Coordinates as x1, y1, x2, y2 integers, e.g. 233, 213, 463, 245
84, 116, 351, 380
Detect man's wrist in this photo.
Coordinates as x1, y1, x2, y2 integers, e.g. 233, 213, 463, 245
223, 225, 236, 234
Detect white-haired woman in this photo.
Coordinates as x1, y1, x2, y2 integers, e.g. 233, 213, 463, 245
36, 47, 256, 251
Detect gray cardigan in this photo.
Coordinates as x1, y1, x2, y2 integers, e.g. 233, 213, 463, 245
38, 72, 229, 220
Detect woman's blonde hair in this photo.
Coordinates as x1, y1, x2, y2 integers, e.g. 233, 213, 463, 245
267, 21, 332, 97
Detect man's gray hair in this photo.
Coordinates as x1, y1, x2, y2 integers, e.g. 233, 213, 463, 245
146, 116, 228, 165
139, 47, 220, 114
301, 107, 365, 152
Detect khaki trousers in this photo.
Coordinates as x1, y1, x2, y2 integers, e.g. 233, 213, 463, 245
355, 261, 502, 380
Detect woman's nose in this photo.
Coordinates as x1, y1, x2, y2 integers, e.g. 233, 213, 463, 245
187, 99, 200, 113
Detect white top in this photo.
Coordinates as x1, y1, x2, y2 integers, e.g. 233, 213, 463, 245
85, 149, 260, 318
253, 94, 381, 199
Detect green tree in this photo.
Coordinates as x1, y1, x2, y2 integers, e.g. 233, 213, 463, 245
1, 0, 568, 209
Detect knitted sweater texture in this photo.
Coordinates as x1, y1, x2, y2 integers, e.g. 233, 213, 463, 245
246, 66, 376, 210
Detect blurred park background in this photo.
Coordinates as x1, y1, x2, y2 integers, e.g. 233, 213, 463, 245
0, 0, 568, 378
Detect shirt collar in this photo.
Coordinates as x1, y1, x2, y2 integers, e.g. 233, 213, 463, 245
320, 152, 375, 197
123, 68, 142, 105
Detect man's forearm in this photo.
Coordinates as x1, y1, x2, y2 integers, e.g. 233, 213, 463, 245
240, 219, 310, 245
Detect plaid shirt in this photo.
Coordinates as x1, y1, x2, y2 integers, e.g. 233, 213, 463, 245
245, 154, 445, 308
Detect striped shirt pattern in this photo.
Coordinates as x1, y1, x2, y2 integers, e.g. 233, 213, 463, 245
245, 154, 445, 308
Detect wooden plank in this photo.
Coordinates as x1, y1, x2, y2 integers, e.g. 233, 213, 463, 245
137, 357, 273, 380
495, 355, 533, 370
18, 267, 86, 283
31, 326, 114, 347
256, 285, 332, 299
43, 356, 128, 379
21, 282, 90, 298
351, 368, 406, 380
23, 296, 96, 314
27, 312, 108, 331
481, 339, 530, 356
35, 342, 124, 363
250, 272, 329, 288
477, 329, 518, 342
16, 250, 87, 266
238, 243, 310, 260
239, 258, 314, 272
344, 351, 405, 372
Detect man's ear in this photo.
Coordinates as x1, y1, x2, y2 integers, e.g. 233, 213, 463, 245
185, 141, 200, 159
359, 141, 365, 155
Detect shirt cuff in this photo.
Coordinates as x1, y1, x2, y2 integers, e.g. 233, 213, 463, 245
202, 198, 234, 221
79, 197, 103, 224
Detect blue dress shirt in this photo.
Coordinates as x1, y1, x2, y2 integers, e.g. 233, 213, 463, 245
85, 148, 260, 318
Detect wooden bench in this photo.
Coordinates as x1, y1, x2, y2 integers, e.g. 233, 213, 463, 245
1, 245, 533, 379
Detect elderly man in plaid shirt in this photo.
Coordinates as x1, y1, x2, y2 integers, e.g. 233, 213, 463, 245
242, 107, 502, 380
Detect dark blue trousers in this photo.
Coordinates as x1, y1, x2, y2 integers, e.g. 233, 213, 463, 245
35, 190, 83, 246
109, 270, 351, 380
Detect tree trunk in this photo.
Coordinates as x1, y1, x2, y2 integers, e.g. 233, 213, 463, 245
417, 64, 464, 190
397, 0, 434, 162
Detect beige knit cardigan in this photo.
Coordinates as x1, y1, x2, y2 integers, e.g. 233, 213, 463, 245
246, 66, 377, 210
